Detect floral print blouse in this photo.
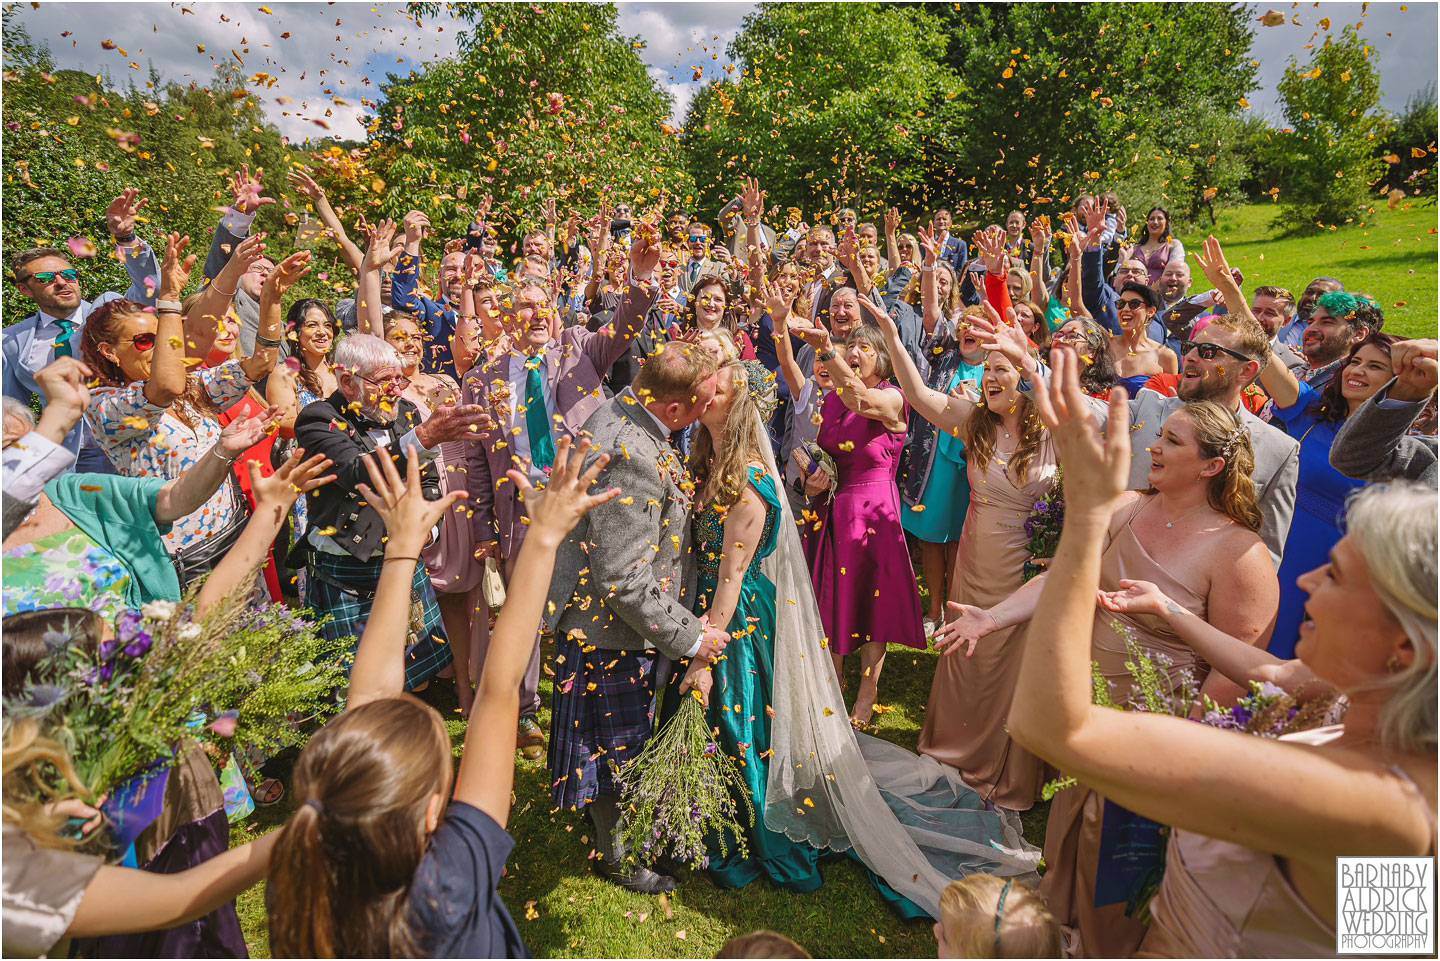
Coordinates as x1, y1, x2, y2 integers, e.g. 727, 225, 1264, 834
3, 527, 132, 624
86, 360, 253, 554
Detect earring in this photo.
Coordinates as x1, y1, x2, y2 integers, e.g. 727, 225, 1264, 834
1387, 655, 1401, 672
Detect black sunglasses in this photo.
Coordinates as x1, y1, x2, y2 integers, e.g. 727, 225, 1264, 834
1181, 340, 1251, 362
1115, 297, 1150, 310
20, 268, 79, 285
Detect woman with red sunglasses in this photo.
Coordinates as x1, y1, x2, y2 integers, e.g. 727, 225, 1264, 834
79, 232, 306, 587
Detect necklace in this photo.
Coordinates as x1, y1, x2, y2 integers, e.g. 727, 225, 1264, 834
1158, 497, 1210, 529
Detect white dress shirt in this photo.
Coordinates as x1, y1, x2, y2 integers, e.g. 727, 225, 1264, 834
2, 432, 76, 505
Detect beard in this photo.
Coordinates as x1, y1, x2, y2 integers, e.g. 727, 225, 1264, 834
1177, 364, 1239, 403
1304, 329, 1351, 367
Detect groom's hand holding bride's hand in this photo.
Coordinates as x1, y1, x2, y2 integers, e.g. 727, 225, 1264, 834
681, 619, 731, 705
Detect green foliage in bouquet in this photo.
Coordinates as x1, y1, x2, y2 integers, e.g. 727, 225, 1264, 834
2, 571, 348, 798
618, 692, 754, 870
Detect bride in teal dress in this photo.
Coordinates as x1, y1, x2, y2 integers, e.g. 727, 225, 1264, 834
658, 354, 1042, 914
669, 357, 823, 891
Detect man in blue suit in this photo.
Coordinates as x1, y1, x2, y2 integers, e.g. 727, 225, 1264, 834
931, 208, 968, 275
2, 189, 158, 472
389, 209, 468, 381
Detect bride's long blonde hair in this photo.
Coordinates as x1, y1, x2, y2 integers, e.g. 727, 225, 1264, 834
3, 719, 90, 851
688, 359, 779, 507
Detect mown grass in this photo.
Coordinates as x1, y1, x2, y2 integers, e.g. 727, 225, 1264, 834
228, 200, 1434, 956
1173, 200, 1438, 339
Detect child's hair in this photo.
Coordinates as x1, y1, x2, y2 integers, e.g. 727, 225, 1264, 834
715, 930, 812, 958
2, 608, 101, 698
939, 875, 1062, 958
266, 696, 454, 958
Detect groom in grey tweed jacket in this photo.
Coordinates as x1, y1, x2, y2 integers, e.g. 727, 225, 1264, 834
543, 339, 730, 893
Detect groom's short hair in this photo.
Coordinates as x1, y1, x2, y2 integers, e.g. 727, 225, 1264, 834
634, 341, 718, 405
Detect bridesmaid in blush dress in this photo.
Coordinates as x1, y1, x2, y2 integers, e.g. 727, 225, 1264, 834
796, 316, 924, 729
874, 284, 1056, 811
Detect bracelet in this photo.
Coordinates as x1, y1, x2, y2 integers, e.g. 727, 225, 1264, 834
817, 349, 837, 362
208, 445, 239, 465
383, 555, 421, 563
744, 220, 760, 228
155, 299, 183, 312
255, 333, 283, 349
209, 282, 237, 297
919, 264, 936, 273
112, 231, 136, 245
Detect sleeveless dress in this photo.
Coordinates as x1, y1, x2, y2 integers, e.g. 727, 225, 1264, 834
1268, 383, 1365, 658
1137, 726, 1438, 958
667, 466, 823, 891
1037, 497, 1211, 958
804, 385, 925, 655
900, 357, 983, 544
1140, 242, 1176, 287
917, 434, 1059, 810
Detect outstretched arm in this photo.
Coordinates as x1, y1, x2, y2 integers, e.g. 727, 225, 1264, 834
287, 167, 363, 275
857, 295, 972, 434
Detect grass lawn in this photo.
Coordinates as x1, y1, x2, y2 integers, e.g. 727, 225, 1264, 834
226, 199, 1435, 957
1173, 200, 1438, 339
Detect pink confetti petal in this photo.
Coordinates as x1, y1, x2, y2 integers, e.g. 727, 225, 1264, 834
66, 236, 99, 258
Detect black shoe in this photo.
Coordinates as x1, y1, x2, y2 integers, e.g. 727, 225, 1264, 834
597, 862, 677, 894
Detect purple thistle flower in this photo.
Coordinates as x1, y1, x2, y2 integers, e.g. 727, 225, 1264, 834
123, 630, 153, 658
1034, 501, 1048, 512
704, 743, 717, 755
97, 638, 118, 662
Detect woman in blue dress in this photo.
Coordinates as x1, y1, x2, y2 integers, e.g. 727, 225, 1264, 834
666, 358, 823, 891
1260, 329, 1396, 657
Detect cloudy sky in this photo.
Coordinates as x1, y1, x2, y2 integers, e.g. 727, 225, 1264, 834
5, 2, 1435, 142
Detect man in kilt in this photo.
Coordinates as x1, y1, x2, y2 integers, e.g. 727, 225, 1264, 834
544, 338, 729, 894
292, 333, 491, 690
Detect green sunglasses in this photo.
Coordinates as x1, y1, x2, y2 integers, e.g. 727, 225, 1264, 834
20, 268, 79, 285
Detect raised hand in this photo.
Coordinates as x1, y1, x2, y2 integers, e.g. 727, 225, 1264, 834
505, 434, 620, 547
915, 226, 939, 267
217, 405, 282, 457
884, 207, 901, 236
1192, 235, 1234, 291
1096, 578, 1173, 619
1388, 338, 1440, 403
229, 163, 275, 215
1031, 347, 1131, 513
739, 176, 764, 225
793, 322, 834, 354
1080, 196, 1106, 234
414, 403, 495, 447
835, 226, 861, 275
761, 277, 791, 320
855, 292, 901, 343
974, 226, 1007, 275
1029, 216, 1051, 252
158, 232, 196, 301
34, 356, 92, 414
364, 220, 400, 273
970, 300, 1030, 368
933, 602, 999, 656
628, 223, 661, 282
105, 188, 146, 239
250, 449, 335, 516
357, 445, 468, 556
263, 250, 313, 299
285, 167, 325, 202
402, 209, 431, 247
542, 195, 557, 227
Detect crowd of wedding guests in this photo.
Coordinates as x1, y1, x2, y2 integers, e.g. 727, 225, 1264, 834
2, 163, 1435, 959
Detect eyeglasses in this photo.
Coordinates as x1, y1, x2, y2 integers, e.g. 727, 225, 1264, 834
1180, 341, 1252, 363
126, 331, 156, 351
357, 372, 410, 394
696, 295, 726, 306
1115, 297, 1149, 310
659, 259, 680, 269
19, 268, 79, 285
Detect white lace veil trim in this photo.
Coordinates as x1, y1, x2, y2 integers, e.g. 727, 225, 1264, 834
752, 406, 1039, 918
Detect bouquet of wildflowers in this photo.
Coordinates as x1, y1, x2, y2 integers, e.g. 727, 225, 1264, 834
1021, 467, 1064, 582
1199, 680, 1342, 738
3, 573, 348, 799
617, 691, 754, 870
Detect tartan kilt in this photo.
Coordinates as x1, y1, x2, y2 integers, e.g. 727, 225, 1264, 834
303, 550, 452, 691
547, 634, 658, 810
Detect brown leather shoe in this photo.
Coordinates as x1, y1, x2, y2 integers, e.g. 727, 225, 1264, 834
517, 715, 545, 761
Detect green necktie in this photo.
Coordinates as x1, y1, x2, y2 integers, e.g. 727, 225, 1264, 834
523, 357, 555, 471
53, 318, 75, 358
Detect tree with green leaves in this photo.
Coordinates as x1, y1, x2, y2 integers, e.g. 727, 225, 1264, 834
923, 2, 1258, 227
1272, 26, 1392, 229
681, 1, 965, 226
339, 1, 691, 250
1376, 81, 1437, 200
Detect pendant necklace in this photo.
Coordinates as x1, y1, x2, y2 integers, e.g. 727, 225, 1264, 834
1159, 499, 1209, 529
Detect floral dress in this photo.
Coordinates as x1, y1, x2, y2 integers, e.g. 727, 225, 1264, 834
2, 528, 131, 624
86, 360, 254, 554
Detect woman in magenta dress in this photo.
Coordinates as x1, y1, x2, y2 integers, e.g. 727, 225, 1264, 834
796, 319, 924, 729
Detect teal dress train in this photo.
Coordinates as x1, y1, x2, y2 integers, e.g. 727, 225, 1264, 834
674, 466, 823, 892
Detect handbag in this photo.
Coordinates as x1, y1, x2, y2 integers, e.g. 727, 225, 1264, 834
481, 556, 507, 609
170, 473, 253, 589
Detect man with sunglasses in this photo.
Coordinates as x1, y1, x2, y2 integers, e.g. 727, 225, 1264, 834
292, 333, 493, 692
1012, 240, 1299, 566
3, 190, 159, 473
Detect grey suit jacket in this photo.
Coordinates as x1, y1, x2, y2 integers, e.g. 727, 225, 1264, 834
1330, 379, 1437, 487
543, 395, 701, 660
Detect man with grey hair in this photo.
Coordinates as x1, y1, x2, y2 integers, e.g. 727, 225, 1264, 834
462, 233, 661, 760
292, 333, 492, 691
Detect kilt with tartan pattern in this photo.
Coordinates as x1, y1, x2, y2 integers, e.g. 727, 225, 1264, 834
547, 633, 658, 810
303, 550, 452, 691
